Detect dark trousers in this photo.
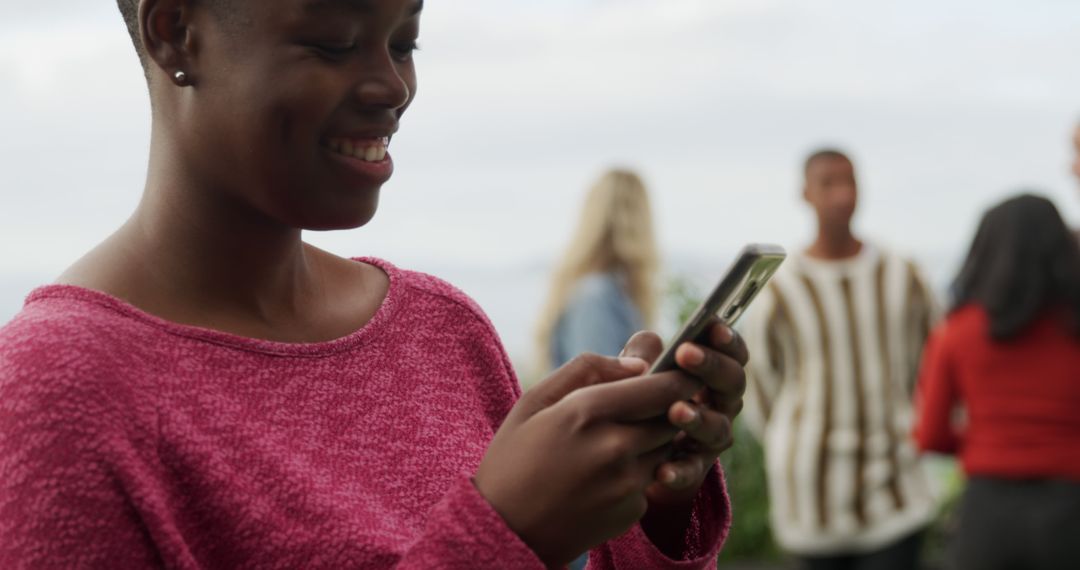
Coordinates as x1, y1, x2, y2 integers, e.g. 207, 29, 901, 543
800, 531, 924, 570
951, 477, 1080, 570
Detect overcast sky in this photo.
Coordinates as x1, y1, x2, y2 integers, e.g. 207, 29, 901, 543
2, 0, 1079, 357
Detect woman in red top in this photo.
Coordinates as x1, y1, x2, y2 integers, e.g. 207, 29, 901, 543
914, 194, 1080, 570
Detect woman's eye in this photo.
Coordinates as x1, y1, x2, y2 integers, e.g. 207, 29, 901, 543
390, 40, 420, 62
311, 42, 357, 58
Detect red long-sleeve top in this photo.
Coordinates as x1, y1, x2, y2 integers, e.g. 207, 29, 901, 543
913, 304, 1080, 481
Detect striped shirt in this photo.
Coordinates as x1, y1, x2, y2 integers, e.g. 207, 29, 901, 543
742, 245, 938, 555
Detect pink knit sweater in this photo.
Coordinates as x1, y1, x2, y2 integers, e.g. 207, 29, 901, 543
0, 258, 730, 569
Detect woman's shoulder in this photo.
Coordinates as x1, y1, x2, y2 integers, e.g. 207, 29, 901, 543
362, 258, 520, 403
0, 287, 146, 410
932, 304, 988, 345
569, 272, 626, 302
364, 258, 496, 329
944, 304, 987, 326
1, 286, 132, 357
361, 258, 514, 363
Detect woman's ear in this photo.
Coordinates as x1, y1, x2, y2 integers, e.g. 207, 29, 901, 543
138, 0, 198, 85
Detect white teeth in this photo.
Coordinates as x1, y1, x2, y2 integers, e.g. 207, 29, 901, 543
325, 137, 389, 162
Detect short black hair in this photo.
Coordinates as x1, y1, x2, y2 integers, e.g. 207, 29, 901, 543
116, 0, 145, 68
803, 148, 852, 176
951, 193, 1080, 340
116, 0, 235, 73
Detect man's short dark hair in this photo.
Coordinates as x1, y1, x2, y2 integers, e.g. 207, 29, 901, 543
804, 148, 852, 176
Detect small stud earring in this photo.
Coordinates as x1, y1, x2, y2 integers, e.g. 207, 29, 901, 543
174, 70, 188, 85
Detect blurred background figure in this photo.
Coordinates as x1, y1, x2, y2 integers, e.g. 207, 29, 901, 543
1072, 121, 1080, 239
1072, 121, 1080, 184
533, 168, 659, 570
914, 194, 1080, 570
535, 168, 659, 371
742, 149, 938, 570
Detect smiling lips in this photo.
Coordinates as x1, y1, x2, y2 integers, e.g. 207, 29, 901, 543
324, 137, 390, 162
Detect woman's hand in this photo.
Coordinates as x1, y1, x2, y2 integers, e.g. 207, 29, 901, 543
474, 319, 748, 565
631, 321, 748, 504
473, 354, 702, 567
623, 321, 749, 557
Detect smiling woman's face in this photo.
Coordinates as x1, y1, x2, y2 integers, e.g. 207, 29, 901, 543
175, 0, 421, 230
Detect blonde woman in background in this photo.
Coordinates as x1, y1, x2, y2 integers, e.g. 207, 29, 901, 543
536, 168, 660, 372
535, 168, 661, 570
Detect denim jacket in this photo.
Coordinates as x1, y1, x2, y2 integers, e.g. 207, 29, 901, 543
550, 273, 643, 368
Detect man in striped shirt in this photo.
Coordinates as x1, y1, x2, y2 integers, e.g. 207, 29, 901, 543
742, 149, 938, 570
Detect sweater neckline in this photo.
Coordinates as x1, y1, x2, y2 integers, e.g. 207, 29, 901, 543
23, 257, 402, 357
796, 243, 879, 275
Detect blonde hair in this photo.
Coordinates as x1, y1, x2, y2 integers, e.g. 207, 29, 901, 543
534, 169, 660, 370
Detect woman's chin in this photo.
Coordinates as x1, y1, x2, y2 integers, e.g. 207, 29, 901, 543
301, 212, 378, 232
286, 198, 380, 232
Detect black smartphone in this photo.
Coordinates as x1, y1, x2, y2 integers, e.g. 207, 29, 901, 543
649, 244, 787, 374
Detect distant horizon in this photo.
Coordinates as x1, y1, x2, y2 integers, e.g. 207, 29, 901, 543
0, 242, 968, 369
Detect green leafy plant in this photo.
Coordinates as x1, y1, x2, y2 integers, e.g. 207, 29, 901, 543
716, 419, 783, 563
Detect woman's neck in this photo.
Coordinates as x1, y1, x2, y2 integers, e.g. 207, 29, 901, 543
137, 194, 313, 310
59, 137, 332, 335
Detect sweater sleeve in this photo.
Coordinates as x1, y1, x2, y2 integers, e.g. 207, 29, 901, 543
913, 327, 962, 454
392, 470, 731, 570
904, 261, 941, 397
740, 287, 791, 439
393, 477, 546, 569
587, 464, 731, 570
0, 338, 162, 568
410, 278, 730, 569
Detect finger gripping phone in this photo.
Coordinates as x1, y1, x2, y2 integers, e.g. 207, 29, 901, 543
650, 244, 787, 374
